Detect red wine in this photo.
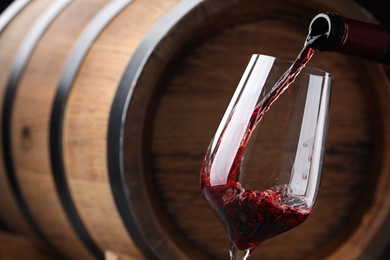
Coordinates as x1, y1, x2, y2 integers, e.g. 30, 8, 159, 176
201, 177, 311, 251
200, 31, 324, 251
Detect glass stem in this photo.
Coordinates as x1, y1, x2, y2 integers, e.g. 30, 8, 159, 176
229, 243, 250, 260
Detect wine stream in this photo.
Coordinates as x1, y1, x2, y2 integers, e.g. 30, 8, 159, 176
228, 33, 323, 183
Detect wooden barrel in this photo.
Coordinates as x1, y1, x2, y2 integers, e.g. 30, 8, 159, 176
1, 0, 390, 259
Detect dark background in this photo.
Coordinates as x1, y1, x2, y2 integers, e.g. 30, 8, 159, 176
354, 0, 390, 27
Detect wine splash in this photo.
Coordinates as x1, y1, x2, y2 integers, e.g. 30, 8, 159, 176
201, 174, 312, 253
200, 29, 327, 255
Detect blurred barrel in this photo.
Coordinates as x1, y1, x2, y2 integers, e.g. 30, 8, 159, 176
1, 0, 390, 259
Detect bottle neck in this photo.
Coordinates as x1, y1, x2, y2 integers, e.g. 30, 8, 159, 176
309, 12, 390, 64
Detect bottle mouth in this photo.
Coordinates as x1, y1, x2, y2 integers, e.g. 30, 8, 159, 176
309, 13, 331, 36
309, 12, 345, 51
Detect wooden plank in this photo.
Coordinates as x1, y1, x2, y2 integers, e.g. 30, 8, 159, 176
0, 231, 52, 260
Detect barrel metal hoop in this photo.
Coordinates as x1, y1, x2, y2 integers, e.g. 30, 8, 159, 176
49, 1, 133, 259
0, 0, 31, 33
1, 0, 71, 256
107, 0, 203, 258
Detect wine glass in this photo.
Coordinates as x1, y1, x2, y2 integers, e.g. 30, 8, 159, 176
200, 54, 332, 259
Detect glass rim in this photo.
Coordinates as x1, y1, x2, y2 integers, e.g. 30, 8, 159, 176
253, 53, 333, 78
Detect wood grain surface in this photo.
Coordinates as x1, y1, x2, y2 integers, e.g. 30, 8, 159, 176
0, 0, 51, 237
62, 0, 179, 258
0, 231, 52, 260
4, 0, 109, 259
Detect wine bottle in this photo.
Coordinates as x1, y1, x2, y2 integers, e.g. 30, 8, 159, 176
309, 12, 390, 64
